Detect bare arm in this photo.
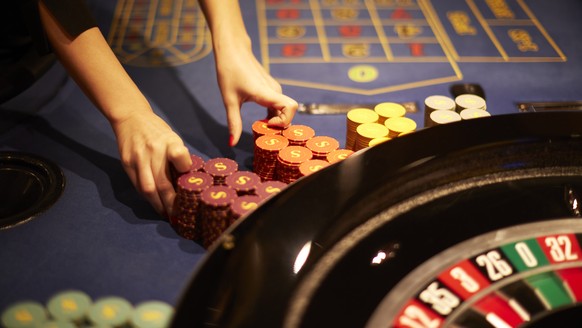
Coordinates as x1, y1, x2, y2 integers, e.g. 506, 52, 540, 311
199, 0, 298, 146
39, 1, 192, 218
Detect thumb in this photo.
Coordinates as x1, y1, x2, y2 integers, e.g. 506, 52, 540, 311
254, 91, 298, 128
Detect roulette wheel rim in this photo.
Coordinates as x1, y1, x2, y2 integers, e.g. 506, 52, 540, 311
172, 111, 582, 327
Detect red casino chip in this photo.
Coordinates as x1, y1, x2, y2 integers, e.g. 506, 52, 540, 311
255, 180, 287, 199
299, 159, 330, 177
326, 149, 354, 164
188, 154, 205, 172
252, 119, 285, 140
282, 125, 315, 146
171, 217, 198, 241
203, 158, 238, 185
230, 195, 263, 221
177, 171, 214, 194
170, 154, 206, 182
200, 185, 237, 208
225, 171, 261, 196
305, 136, 339, 160
277, 146, 313, 184
199, 185, 237, 248
173, 171, 214, 241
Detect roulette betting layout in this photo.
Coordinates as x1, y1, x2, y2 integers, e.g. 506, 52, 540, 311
171, 111, 582, 327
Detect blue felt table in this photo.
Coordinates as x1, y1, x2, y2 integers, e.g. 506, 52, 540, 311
1, 0, 581, 313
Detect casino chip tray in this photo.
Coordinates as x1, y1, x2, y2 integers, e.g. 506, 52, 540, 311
171, 111, 582, 327
0, 152, 65, 229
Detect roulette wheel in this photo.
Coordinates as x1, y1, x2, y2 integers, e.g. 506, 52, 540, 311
171, 111, 582, 327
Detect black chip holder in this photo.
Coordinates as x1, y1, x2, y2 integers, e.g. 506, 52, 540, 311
0, 151, 66, 229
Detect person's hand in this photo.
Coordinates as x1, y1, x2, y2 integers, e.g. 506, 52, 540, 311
214, 41, 298, 146
111, 110, 192, 218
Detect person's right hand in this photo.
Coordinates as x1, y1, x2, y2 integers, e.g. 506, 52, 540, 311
111, 110, 192, 219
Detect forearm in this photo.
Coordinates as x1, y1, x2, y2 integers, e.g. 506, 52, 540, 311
39, 1, 151, 125
198, 0, 252, 52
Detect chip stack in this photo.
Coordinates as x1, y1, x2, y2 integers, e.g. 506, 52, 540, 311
429, 110, 462, 126
254, 134, 289, 181
172, 171, 213, 240
225, 170, 261, 196
423, 95, 456, 127
354, 122, 389, 151
368, 137, 391, 147
326, 149, 354, 164
305, 136, 339, 160
130, 301, 174, 328
346, 108, 379, 150
454, 94, 487, 112
199, 185, 237, 248
282, 124, 315, 146
203, 158, 238, 185
1, 302, 48, 328
88, 297, 133, 328
230, 195, 263, 221
252, 119, 284, 140
276, 145, 313, 184
170, 154, 205, 184
374, 102, 406, 124
299, 159, 330, 178
384, 117, 417, 138
460, 108, 491, 120
47, 290, 92, 326
255, 180, 287, 200
188, 154, 205, 172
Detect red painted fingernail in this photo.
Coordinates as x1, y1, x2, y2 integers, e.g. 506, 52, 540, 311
229, 134, 234, 147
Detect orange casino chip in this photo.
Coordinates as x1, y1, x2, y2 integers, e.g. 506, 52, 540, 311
326, 149, 354, 164
255, 134, 289, 152
305, 136, 339, 159
254, 135, 290, 181
278, 145, 313, 165
252, 119, 285, 139
282, 124, 315, 146
277, 146, 313, 184
299, 159, 330, 177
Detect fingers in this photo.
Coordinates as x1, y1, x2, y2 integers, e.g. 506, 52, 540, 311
255, 91, 298, 128
223, 88, 297, 147
225, 99, 244, 147
154, 142, 192, 218
122, 141, 191, 219
134, 160, 166, 217
167, 142, 192, 173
